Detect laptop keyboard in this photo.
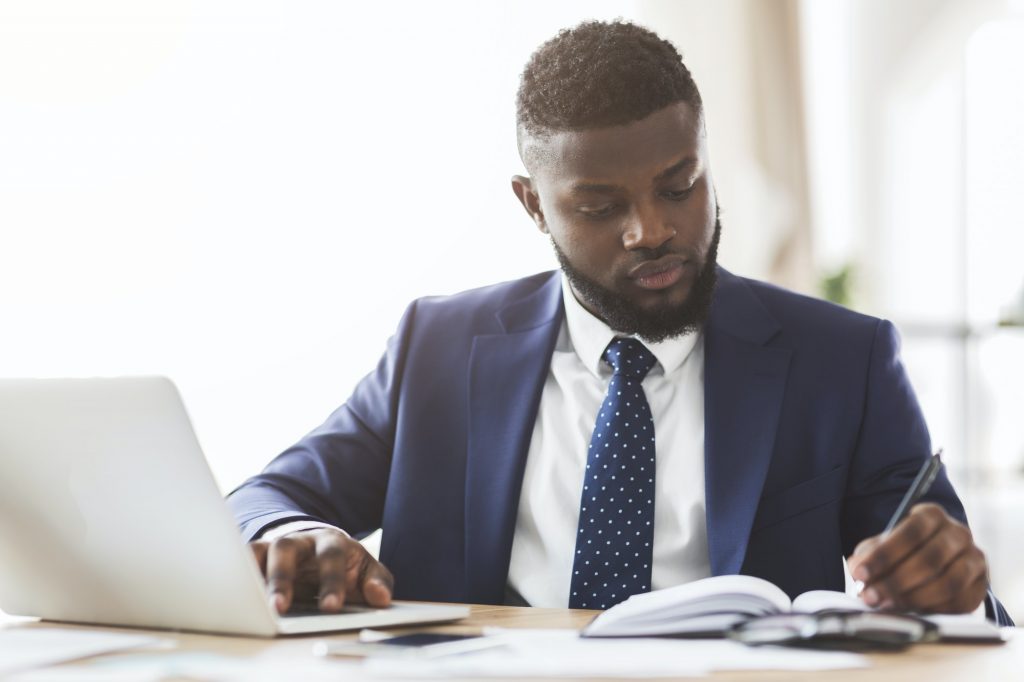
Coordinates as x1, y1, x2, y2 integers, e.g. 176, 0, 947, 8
282, 601, 378, 618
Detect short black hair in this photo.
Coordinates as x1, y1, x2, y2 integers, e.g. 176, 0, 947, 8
516, 19, 703, 146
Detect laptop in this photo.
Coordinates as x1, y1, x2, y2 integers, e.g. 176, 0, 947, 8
0, 377, 469, 636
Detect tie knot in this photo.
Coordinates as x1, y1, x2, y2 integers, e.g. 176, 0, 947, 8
603, 338, 656, 379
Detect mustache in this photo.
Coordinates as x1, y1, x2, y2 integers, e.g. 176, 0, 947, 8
629, 244, 675, 262
626, 243, 699, 268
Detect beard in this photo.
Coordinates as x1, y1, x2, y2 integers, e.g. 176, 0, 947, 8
553, 212, 721, 344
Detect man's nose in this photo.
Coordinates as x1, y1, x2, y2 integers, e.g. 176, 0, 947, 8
621, 205, 676, 250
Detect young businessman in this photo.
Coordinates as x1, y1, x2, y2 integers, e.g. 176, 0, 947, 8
228, 21, 1012, 625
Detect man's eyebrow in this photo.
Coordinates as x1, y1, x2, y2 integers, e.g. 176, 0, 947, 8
569, 182, 619, 196
654, 157, 699, 182
568, 157, 700, 195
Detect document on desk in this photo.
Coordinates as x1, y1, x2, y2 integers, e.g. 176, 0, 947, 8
8, 651, 360, 682
361, 628, 869, 678
0, 628, 168, 677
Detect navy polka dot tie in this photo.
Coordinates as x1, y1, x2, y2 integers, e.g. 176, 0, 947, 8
569, 337, 657, 609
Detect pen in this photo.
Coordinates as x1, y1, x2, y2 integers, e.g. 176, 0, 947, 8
883, 449, 944, 534
853, 450, 944, 597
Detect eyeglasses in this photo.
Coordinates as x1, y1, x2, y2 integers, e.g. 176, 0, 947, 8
726, 610, 938, 652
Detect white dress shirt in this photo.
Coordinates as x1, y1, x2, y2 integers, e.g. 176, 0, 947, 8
506, 277, 710, 607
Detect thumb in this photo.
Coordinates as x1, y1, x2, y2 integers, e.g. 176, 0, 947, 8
360, 559, 395, 608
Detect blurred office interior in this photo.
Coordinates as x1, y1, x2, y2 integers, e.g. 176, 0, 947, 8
1, 0, 1021, 616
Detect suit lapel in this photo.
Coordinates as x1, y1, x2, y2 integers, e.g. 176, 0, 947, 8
464, 273, 563, 604
704, 269, 792, 576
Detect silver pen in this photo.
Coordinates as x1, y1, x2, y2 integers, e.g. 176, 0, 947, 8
854, 449, 944, 596
883, 449, 944, 534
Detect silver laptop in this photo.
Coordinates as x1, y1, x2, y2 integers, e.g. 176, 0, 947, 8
0, 377, 468, 636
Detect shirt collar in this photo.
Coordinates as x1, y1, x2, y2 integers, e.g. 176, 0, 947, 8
560, 274, 700, 379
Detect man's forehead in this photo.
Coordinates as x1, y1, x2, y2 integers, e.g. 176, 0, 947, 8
525, 102, 706, 185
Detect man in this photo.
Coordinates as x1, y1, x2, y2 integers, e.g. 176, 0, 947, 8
228, 20, 1012, 624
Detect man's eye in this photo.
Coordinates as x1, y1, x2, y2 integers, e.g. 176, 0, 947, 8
578, 204, 618, 219
662, 186, 695, 201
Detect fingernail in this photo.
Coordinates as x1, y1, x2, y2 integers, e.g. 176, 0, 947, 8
863, 588, 880, 606
321, 594, 341, 611
852, 566, 869, 582
273, 594, 287, 613
878, 599, 894, 611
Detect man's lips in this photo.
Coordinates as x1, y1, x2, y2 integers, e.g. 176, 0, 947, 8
628, 256, 690, 291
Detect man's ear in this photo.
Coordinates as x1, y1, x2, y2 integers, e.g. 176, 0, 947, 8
511, 175, 548, 234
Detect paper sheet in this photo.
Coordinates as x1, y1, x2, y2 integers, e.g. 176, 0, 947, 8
362, 628, 869, 678
7, 652, 365, 682
0, 628, 168, 677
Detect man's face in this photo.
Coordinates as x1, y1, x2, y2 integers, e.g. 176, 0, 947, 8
513, 102, 720, 342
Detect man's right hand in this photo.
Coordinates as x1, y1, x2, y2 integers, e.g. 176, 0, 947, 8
248, 527, 394, 614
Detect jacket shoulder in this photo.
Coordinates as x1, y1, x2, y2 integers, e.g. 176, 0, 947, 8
731, 272, 883, 341
406, 271, 560, 333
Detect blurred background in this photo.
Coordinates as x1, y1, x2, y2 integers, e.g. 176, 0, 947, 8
1, 0, 1021, 616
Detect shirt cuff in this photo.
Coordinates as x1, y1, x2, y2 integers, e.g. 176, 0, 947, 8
257, 520, 349, 541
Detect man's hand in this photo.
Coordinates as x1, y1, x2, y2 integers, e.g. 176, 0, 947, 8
249, 527, 394, 614
848, 503, 988, 614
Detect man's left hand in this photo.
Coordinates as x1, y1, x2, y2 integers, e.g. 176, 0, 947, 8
848, 503, 988, 614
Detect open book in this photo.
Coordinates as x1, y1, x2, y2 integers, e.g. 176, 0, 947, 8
581, 575, 1003, 641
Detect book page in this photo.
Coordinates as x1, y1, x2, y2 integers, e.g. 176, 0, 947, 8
791, 589, 869, 614
603, 575, 791, 620
584, 575, 793, 636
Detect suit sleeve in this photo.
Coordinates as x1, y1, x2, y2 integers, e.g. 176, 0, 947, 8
226, 301, 417, 542
840, 319, 1013, 626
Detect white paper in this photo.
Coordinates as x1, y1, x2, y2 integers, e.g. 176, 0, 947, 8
791, 589, 869, 613
9, 665, 165, 682
0, 628, 168, 676
8, 652, 366, 682
361, 628, 868, 678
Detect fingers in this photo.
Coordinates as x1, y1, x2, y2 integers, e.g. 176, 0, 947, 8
850, 503, 989, 614
927, 572, 989, 614
848, 535, 881, 569
312, 529, 394, 610
850, 503, 946, 587
361, 555, 395, 608
901, 550, 988, 612
249, 540, 269, 576
866, 521, 970, 605
265, 535, 313, 614
253, 529, 395, 615
314, 531, 349, 612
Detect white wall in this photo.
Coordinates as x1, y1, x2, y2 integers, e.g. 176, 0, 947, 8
5, 0, 784, 491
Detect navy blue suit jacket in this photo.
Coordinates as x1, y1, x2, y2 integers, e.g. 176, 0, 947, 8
228, 268, 1012, 625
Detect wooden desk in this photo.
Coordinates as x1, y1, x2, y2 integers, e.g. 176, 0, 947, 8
2, 604, 1019, 681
